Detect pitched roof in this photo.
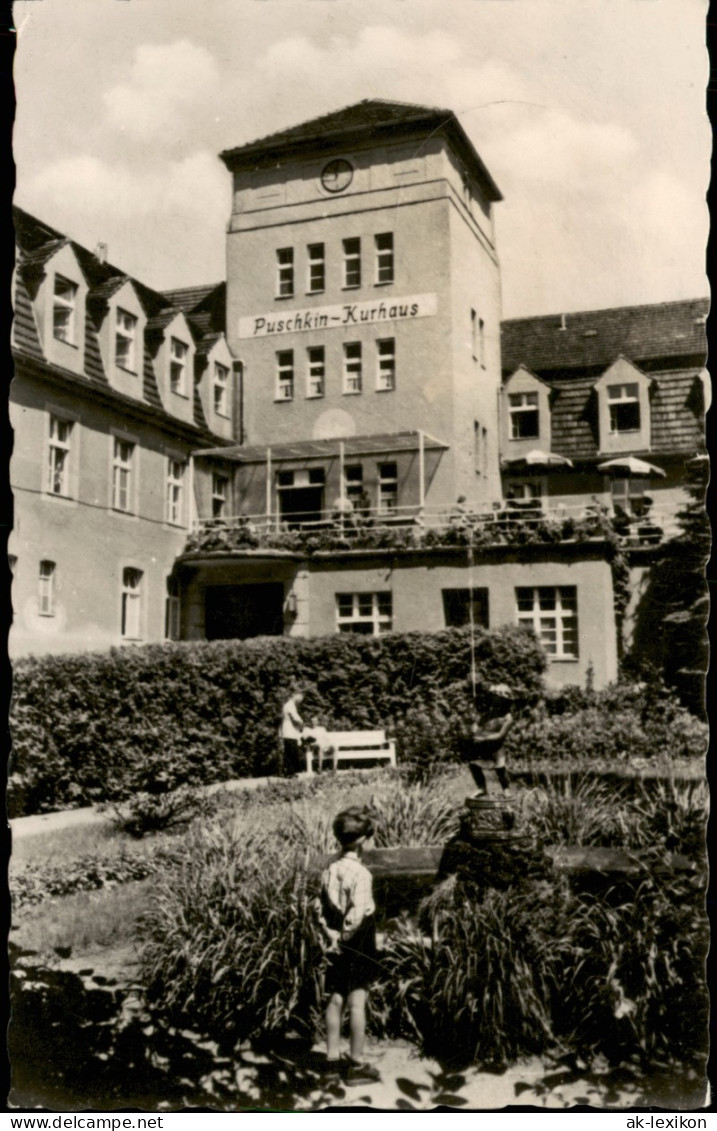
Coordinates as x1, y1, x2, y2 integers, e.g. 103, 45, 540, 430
12, 205, 227, 438
501, 298, 709, 377
163, 282, 227, 338
219, 99, 502, 201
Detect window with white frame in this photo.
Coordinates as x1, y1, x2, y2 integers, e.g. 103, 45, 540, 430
53, 276, 77, 344
212, 473, 228, 518
516, 586, 578, 659
610, 475, 647, 514
307, 346, 325, 397
378, 462, 398, 514
375, 233, 394, 284
508, 392, 539, 439
112, 438, 135, 513
344, 464, 363, 504
343, 238, 361, 288
47, 415, 73, 496
165, 576, 181, 641
471, 309, 485, 366
121, 567, 143, 639
336, 592, 393, 635
307, 243, 325, 293
115, 309, 138, 371
213, 362, 229, 416
38, 560, 56, 616
165, 458, 186, 525
376, 338, 395, 391
607, 383, 641, 433
170, 338, 189, 396
276, 350, 294, 400
343, 342, 362, 394
507, 479, 542, 502
277, 248, 294, 297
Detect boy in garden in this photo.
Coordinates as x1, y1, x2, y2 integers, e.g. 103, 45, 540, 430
319, 807, 381, 1085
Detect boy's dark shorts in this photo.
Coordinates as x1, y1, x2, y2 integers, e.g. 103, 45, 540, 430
325, 916, 381, 997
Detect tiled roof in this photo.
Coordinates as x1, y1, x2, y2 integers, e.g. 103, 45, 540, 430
89, 275, 130, 303
219, 99, 502, 201
12, 206, 227, 438
145, 309, 182, 334
142, 343, 163, 412
163, 284, 220, 312
222, 99, 447, 155
547, 369, 705, 460
84, 314, 110, 388
501, 298, 709, 376
19, 238, 68, 274
12, 274, 44, 361
163, 282, 227, 338
195, 331, 223, 359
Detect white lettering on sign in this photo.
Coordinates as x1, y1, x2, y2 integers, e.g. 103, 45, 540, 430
238, 293, 438, 339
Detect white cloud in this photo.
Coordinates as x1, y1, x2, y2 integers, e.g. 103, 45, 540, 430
104, 40, 220, 142
19, 151, 228, 289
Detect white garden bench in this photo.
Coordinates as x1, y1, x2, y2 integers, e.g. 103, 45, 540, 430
304, 728, 396, 774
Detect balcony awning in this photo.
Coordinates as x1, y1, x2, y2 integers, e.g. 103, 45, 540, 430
194, 430, 449, 464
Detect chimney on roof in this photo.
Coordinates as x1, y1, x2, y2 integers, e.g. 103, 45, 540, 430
559, 313, 567, 331
95, 242, 108, 264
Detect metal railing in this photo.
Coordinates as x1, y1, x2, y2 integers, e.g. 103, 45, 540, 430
184, 497, 683, 554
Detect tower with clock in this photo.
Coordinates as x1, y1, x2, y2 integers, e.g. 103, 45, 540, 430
220, 99, 504, 516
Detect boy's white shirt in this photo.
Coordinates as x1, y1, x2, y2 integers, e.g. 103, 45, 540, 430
321, 849, 375, 942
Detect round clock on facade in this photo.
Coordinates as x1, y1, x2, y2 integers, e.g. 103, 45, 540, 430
320, 159, 353, 193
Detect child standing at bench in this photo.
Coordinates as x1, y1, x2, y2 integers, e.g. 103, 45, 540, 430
319, 807, 381, 1085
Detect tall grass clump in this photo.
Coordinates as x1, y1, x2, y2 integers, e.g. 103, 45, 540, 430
368, 784, 461, 847
139, 819, 325, 1044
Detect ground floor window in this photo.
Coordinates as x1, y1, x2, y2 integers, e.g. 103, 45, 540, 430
121, 567, 143, 639
39, 559, 56, 616
516, 585, 578, 658
442, 587, 489, 629
336, 592, 392, 635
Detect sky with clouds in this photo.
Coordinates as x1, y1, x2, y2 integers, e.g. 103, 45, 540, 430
13, 0, 709, 317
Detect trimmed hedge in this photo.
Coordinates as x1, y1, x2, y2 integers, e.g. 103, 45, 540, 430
9, 625, 545, 817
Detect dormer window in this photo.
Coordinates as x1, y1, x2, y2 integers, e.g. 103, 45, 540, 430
170, 338, 188, 396
115, 309, 137, 371
53, 276, 77, 344
595, 359, 651, 454
608, 383, 640, 433
213, 362, 229, 416
509, 392, 539, 439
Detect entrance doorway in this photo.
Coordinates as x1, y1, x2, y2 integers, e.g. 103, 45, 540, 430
205, 583, 285, 639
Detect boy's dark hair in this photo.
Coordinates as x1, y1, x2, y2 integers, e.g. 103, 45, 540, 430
333, 807, 374, 848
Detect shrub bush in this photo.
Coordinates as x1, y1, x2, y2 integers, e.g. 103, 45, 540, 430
9, 625, 545, 816
505, 679, 707, 766
106, 786, 209, 839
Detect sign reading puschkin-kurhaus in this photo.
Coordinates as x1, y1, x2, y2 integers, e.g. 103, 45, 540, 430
238, 293, 438, 338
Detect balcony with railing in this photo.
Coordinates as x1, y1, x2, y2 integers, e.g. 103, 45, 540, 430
183, 495, 682, 557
